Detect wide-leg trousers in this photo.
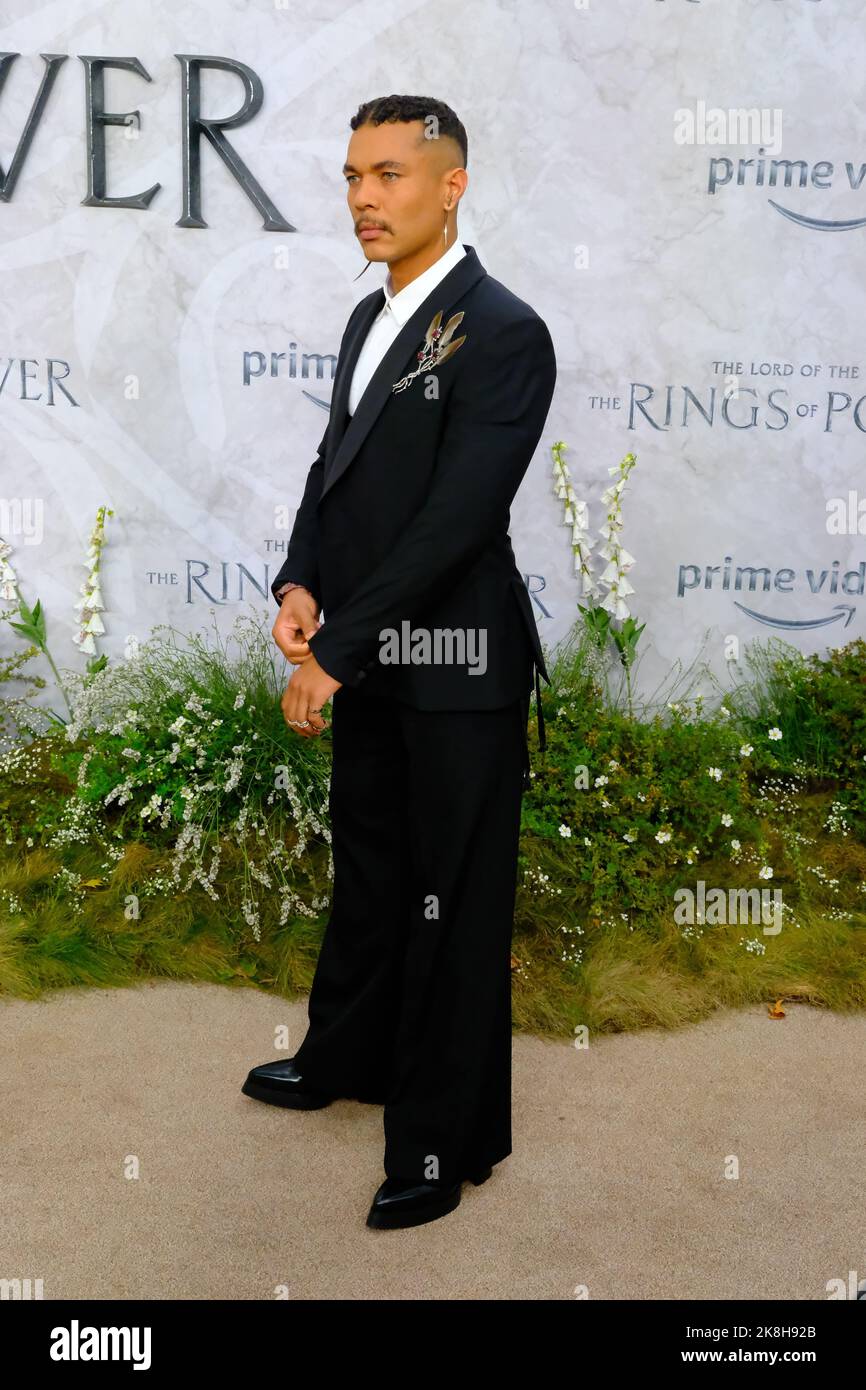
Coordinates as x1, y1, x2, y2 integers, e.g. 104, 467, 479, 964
292, 681, 531, 1186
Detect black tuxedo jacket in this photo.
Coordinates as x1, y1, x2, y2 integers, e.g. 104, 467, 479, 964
271, 242, 556, 714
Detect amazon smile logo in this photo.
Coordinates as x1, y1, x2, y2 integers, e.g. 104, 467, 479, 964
678, 555, 864, 632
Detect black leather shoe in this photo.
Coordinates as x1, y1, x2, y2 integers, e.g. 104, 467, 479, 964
366, 1166, 493, 1229
241, 1058, 334, 1110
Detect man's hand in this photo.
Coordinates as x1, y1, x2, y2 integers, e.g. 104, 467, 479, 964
272, 588, 340, 735
280, 654, 342, 737
272, 588, 321, 666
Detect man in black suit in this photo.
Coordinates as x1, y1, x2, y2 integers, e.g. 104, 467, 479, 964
242, 95, 557, 1229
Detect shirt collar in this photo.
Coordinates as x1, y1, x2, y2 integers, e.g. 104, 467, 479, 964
381, 239, 467, 327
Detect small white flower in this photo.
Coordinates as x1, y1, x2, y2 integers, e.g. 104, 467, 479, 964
623, 831, 637, 843
558, 823, 572, 838
720, 813, 733, 827
740, 744, 753, 757
707, 767, 723, 781
758, 865, 773, 879
594, 774, 609, 787
768, 727, 782, 741
730, 838, 741, 851
583, 836, 592, 846
655, 829, 672, 843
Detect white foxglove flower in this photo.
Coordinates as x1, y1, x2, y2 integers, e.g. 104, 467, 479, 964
72, 506, 112, 658
600, 590, 630, 619
0, 539, 18, 604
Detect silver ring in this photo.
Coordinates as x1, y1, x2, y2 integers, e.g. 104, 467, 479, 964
287, 718, 310, 728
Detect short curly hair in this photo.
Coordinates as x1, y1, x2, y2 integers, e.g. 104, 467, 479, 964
349, 95, 468, 169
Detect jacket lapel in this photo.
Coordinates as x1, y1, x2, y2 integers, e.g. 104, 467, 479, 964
319, 242, 486, 503
323, 291, 384, 460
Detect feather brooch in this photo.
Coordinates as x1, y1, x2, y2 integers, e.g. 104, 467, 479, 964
391, 309, 467, 393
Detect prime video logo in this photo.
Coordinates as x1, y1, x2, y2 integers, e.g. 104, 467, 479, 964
676, 554, 864, 634
49, 1320, 151, 1370
706, 148, 866, 232
242, 343, 336, 395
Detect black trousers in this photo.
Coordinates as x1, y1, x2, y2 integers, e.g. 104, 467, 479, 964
292, 682, 531, 1186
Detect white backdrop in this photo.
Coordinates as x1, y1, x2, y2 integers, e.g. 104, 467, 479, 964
2, 0, 864, 705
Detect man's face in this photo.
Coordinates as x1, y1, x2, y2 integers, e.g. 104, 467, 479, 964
343, 119, 455, 263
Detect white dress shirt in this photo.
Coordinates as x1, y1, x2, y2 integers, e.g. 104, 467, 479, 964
348, 238, 467, 416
